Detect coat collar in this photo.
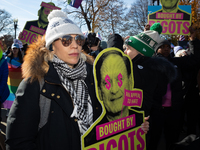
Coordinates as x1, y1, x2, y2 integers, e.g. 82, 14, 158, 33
44, 62, 62, 85
132, 54, 150, 64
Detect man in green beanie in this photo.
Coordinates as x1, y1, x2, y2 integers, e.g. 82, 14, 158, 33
124, 23, 177, 150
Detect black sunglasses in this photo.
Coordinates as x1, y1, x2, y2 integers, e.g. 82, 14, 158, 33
57, 35, 85, 47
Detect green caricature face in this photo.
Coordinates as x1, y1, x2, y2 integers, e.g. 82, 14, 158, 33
161, 0, 179, 9
38, 7, 51, 23
99, 54, 130, 115
38, 2, 56, 24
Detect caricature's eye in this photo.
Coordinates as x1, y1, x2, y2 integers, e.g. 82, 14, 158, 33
118, 73, 123, 88
105, 75, 111, 90
102, 81, 107, 86
44, 9, 50, 15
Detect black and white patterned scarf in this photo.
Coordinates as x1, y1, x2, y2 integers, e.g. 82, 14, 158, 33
52, 55, 93, 134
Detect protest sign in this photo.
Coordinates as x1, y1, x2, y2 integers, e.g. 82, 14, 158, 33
148, 0, 191, 35
82, 48, 145, 150
19, 2, 61, 44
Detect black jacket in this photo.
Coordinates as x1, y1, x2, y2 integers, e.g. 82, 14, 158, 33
155, 38, 200, 109
6, 62, 102, 150
132, 54, 176, 116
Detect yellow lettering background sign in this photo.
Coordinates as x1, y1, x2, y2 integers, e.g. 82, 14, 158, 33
148, 0, 191, 35
148, 20, 190, 35
84, 126, 145, 150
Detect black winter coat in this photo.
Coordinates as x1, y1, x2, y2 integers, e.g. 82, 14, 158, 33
155, 38, 200, 109
132, 54, 176, 116
6, 62, 102, 150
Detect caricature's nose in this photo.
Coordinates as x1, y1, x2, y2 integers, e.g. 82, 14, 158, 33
110, 81, 118, 94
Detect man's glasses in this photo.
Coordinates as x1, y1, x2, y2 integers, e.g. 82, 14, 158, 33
57, 35, 85, 47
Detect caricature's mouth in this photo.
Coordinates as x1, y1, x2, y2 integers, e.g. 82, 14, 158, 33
110, 95, 122, 102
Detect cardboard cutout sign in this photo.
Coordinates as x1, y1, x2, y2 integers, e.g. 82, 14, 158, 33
19, 2, 61, 44
81, 48, 145, 150
148, 0, 191, 35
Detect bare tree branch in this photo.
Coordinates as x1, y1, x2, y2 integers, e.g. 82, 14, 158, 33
0, 9, 13, 35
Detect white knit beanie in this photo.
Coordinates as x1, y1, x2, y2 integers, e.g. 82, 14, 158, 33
45, 10, 84, 48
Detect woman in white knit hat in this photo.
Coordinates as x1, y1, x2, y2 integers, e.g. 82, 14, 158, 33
5, 10, 103, 150
6, 9, 150, 150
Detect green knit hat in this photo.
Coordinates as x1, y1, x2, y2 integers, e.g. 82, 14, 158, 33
126, 23, 162, 57
150, 23, 162, 34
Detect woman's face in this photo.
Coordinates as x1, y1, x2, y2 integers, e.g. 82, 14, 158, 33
12, 48, 19, 56
53, 34, 82, 68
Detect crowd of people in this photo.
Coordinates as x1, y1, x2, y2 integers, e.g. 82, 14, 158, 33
0, 9, 200, 150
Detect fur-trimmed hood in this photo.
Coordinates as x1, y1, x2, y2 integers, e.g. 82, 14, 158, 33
22, 37, 53, 82
22, 37, 94, 83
